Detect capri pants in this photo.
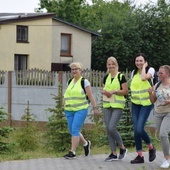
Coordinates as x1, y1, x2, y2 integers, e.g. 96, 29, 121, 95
64, 109, 88, 136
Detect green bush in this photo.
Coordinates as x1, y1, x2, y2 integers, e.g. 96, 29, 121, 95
45, 84, 70, 152
13, 102, 39, 152
0, 107, 14, 154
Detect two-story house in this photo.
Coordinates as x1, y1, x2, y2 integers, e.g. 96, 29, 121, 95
0, 13, 100, 71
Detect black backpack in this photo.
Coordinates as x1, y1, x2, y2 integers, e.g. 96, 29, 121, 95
150, 71, 159, 86
68, 77, 89, 102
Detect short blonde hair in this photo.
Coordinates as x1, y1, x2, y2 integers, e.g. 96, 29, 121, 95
159, 65, 170, 76
106, 56, 119, 73
69, 62, 83, 71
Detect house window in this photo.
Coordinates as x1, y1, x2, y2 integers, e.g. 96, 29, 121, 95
14, 55, 27, 71
60, 33, 71, 56
17, 25, 28, 42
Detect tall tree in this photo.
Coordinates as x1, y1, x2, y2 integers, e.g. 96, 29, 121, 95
38, 0, 170, 71
39, 0, 86, 24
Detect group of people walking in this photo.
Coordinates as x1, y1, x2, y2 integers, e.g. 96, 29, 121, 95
63, 53, 170, 169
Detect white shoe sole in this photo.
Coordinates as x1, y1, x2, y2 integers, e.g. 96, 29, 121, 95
119, 149, 128, 160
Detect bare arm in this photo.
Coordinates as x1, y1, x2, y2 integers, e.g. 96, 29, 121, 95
141, 62, 152, 81
148, 86, 157, 103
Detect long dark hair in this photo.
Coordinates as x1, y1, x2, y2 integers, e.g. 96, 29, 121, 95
133, 53, 150, 75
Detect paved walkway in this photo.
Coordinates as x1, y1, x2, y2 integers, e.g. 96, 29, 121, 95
0, 151, 168, 170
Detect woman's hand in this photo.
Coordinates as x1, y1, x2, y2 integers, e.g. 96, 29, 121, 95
162, 100, 170, 106
148, 87, 154, 95
143, 62, 148, 68
93, 107, 99, 116
102, 90, 112, 98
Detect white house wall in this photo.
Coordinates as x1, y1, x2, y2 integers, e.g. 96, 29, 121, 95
52, 20, 91, 69
0, 18, 52, 71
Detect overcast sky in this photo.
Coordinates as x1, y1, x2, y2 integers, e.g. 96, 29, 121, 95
0, 0, 157, 13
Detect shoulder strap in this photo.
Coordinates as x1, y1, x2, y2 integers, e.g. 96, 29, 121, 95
68, 77, 73, 85
81, 77, 89, 101
117, 72, 122, 83
155, 81, 161, 90
117, 72, 123, 89
81, 77, 85, 94
103, 74, 109, 85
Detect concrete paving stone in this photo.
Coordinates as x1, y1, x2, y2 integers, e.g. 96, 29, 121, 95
0, 151, 166, 170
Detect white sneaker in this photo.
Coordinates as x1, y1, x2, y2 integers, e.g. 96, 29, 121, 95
160, 160, 170, 168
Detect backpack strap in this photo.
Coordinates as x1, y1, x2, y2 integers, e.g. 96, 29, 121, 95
155, 81, 161, 90
117, 72, 122, 87
68, 77, 73, 85
81, 77, 86, 95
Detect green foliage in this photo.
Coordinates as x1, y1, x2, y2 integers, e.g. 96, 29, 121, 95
45, 84, 70, 152
39, 0, 85, 24
0, 107, 14, 154
39, 0, 170, 71
117, 92, 135, 147
14, 102, 39, 152
0, 107, 8, 122
14, 126, 39, 152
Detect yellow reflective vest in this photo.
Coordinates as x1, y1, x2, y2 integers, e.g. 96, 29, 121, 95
103, 73, 125, 109
130, 72, 152, 106
64, 77, 88, 111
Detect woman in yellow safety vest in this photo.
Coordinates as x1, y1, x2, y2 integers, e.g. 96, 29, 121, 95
130, 53, 156, 164
64, 62, 99, 159
102, 56, 128, 161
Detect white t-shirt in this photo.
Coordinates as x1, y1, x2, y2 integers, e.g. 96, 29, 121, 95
131, 67, 155, 79
84, 79, 90, 88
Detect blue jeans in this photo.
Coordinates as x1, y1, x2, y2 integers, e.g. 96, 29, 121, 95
131, 103, 153, 151
64, 109, 88, 136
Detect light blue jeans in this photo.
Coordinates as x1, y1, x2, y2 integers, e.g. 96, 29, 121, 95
64, 109, 88, 136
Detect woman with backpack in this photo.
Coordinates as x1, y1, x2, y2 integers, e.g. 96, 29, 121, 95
63, 62, 99, 159
149, 65, 170, 169
130, 53, 156, 164
102, 56, 128, 161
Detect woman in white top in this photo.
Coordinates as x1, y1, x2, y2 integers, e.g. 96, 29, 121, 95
149, 65, 170, 169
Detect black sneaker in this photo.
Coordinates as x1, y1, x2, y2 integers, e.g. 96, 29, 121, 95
149, 147, 156, 162
64, 151, 76, 159
130, 155, 144, 164
119, 148, 128, 159
84, 140, 91, 156
105, 153, 118, 162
